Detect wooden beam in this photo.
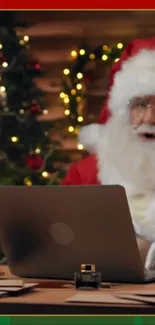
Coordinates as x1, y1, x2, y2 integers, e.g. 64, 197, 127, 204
20, 14, 155, 39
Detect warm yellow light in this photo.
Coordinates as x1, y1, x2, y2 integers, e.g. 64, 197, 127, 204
2, 62, 8, 68
115, 58, 120, 62
11, 136, 18, 143
89, 53, 95, 60
77, 143, 84, 150
19, 109, 25, 114
35, 148, 41, 154
76, 97, 81, 102
71, 50, 77, 57
0, 86, 5, 92
79, 49, 85, 55
77, 72, 83, 79
77, 116, 83, 122
42, 171, 48, 178
117, 43, 123, 49
64, 97, 70, 104
103, 45, 108, 51
64, 109, 70, 116
76, 84, 82, 90
24, 177, 32, 186
63, 68, 70, 75
102, 55, 108, 61
0, 44, 3, 49
60, 92, 65, 99
68, 126, 74, 132
71, 89, 76, 95
43, 109, 48, 115
24, 35, 29, 42
26, 180, 32, 186
19, 40, 25, 45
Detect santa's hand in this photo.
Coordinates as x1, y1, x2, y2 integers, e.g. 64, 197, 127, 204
145, 242, 155, 270
132, 202, 155, 243
137, 200, 155, 244
135, 219, 155, 243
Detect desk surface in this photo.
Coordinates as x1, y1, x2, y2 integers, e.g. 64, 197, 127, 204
1, 266, 155, 315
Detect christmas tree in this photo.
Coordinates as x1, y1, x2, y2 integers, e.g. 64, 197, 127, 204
0, 12, 67, 186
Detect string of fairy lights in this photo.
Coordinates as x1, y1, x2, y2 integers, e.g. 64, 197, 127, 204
60, 42, 124, 150
0, 35, 49, 121
0, 32, 52, 185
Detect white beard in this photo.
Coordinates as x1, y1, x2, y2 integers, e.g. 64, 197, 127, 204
79, 116, 155, 242
95, 116, 155, 243
97, 116, 155, 195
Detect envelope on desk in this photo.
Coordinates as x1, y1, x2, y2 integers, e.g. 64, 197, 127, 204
66, 293, 142, 305
120, 290, 155, 297
0, 283, 38, 292
0, 280, 24, 287
0, 280, 38, 296
117, 293, 155, 305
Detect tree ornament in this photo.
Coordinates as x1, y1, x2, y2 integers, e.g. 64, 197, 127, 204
30, 103, 41, 115
25, 154, 44, 170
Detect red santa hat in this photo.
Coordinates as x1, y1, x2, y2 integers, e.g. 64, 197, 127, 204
79, 36, 155, 151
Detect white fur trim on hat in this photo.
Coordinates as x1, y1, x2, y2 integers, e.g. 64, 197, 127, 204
109, 49, 155, 118
78, 124, 102, 152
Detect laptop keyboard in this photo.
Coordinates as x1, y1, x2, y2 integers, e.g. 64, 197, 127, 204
144, 269, 155, 282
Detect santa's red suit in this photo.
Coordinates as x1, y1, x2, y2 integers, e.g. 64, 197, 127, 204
62, 37, 155, 268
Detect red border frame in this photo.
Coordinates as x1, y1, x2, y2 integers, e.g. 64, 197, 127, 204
0, 0, 155, 9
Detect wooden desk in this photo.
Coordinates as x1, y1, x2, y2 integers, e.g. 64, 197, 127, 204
1, 266, 155, 315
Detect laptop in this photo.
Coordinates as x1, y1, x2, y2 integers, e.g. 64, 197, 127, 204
0, 185, 154, 283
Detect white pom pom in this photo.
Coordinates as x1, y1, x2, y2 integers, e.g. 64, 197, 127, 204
78, 124, 102, 153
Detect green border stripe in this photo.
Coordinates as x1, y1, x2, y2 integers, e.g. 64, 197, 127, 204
134, 316, 143, 325
10, 316, 136, 325
0, 316, 10, 325
0, 316, 154, 325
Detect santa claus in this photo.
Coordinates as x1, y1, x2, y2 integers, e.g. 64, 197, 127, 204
62, 37, 155, 269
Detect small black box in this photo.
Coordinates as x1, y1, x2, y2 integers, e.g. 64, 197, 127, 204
74, 264, 101, 289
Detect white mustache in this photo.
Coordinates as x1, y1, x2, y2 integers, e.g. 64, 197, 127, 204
133, 124, 155, 134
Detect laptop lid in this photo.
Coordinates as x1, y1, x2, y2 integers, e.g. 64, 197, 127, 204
0, 185, 145, 282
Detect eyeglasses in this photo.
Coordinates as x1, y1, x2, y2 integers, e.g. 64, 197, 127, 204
127, 96, 155, 111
